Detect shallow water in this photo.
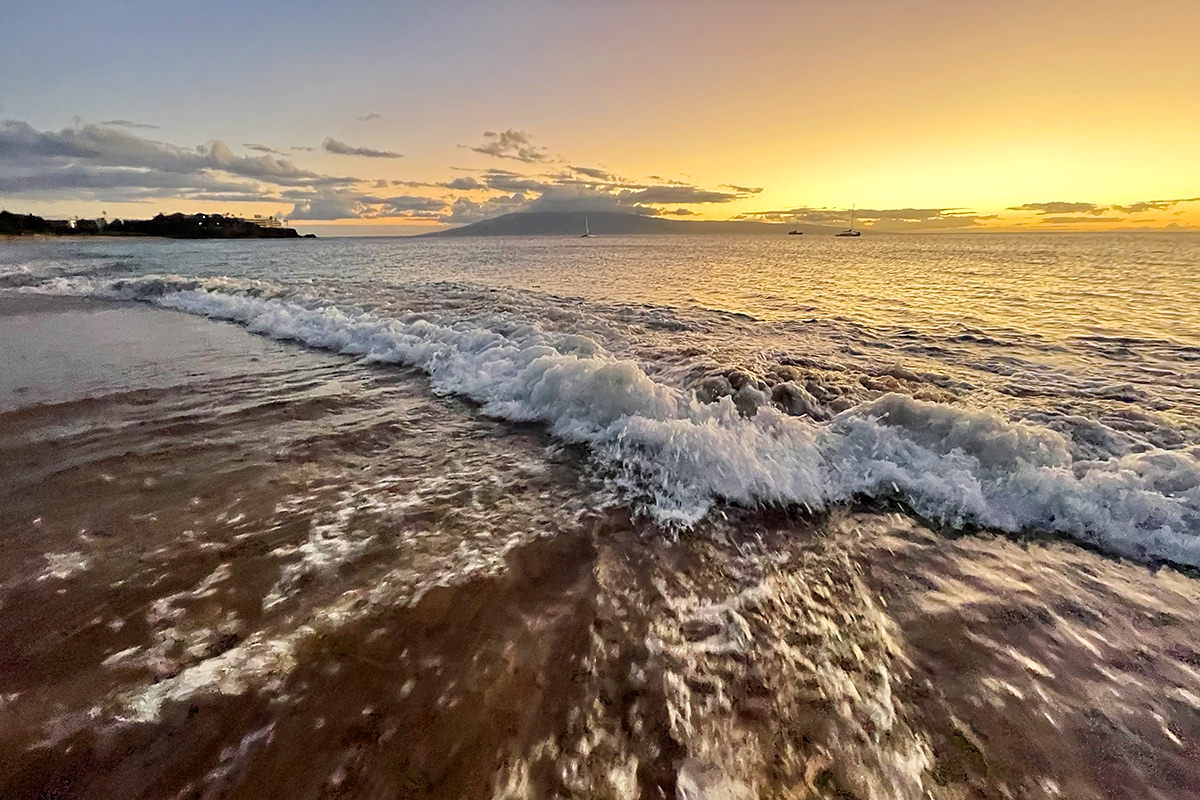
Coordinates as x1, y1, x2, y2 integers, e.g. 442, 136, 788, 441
1, 233, 1198, 798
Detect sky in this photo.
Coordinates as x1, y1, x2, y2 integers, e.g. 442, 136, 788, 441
2, 0, 1199, 234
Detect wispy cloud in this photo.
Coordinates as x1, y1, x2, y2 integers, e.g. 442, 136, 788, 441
569, 165, 613, 181
322, 137, 402, 159
357, 112, 381, 121
1007, 201, 1105, 215
243, 142, 282, 155
100, 119, 160, 130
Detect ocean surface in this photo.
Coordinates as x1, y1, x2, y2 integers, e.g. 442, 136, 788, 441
1, 233, 1199, 799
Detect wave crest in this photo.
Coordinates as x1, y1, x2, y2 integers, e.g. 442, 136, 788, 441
26, 275, 1200, 566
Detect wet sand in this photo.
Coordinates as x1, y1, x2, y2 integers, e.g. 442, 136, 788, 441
2, 296, 1199, 799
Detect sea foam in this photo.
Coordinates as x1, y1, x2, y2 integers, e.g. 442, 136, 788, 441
30, 276, 1200, 566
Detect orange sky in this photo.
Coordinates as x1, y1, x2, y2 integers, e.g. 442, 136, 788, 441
3, 1, 1198, 233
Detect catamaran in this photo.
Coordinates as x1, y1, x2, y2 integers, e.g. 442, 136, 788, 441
579, 216, 593, 238
788, 214, 803, 235
836, 205, 861, 237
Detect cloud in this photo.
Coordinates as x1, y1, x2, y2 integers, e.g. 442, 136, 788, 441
357, 113, 381, 121
470, 129, 547, 163
720, 184, 762, 194
379, 195, 446, 215
1110, 197, 1200, 214
1007, 201, 1105, 215
569, 165, 613, 181
322, 137, 402, 159
287, 188, 446, 220
0, 120, 98, 158
444, 175, 485, 190
100, 119, 160, 130
290, 145, 315, 152
288, 190, 369, 220
441, 193, 530, 223
524, 186, 659, 215
0, 166, 251, 194
0, 119, 363, 210
619, 185, 744, 204
183, 191, 287, 203
243, 142, 283, 155
478, 168, 554, 193
666, 208, 697, 215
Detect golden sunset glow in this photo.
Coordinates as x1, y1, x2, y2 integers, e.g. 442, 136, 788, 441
3, 1, 1198, 233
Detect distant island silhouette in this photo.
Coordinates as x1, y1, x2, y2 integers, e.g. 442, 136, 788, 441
0, 211, 311, 239
420, 211, 841, 237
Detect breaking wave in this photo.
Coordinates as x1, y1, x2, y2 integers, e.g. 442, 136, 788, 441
27, 274, 1200, 567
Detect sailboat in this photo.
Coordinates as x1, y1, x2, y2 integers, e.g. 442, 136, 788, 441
835, 205, 861, 237
579, 216, 593, 238
788, 214, 803, 235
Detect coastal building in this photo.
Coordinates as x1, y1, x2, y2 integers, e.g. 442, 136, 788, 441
223, 213, 284, 228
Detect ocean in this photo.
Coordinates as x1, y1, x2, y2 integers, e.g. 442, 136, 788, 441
1, 233, 1198, 799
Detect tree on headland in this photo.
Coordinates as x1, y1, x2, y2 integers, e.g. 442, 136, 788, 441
0, 211, 50, 235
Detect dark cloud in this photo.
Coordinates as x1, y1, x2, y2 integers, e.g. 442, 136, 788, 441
720, 184, 762, 194
357, 113, 381, 121
0, 166, 250, 194
290, 145, 315, 152
470, 129, 547, 163
0, 119, 362, 209
433, 164, 764, 221
322, 137, 402, 159
243, 143, 283, 155
183, 191, 287, 203
476, 168, 554, 193
0, 120, 98, 158
444, 175, 485, 190
1007, 201, 1105, 215
100, 119, 160, 130
1111, 197, 1200, 214
666, 208, 697, 216
569, 165, 613, 181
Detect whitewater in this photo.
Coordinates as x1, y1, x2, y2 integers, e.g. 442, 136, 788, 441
20, 235, 1200, 567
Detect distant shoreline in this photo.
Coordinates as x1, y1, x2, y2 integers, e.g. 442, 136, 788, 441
0, 211, 314, 240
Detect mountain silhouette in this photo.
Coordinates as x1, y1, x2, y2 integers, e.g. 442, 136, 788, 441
420, 211, 840, 237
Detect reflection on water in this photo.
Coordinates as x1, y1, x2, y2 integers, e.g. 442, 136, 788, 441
1, 233, 1198, 798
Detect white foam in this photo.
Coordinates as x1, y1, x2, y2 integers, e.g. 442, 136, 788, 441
34, 277, 1200, 567
38, 551, 89, 581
